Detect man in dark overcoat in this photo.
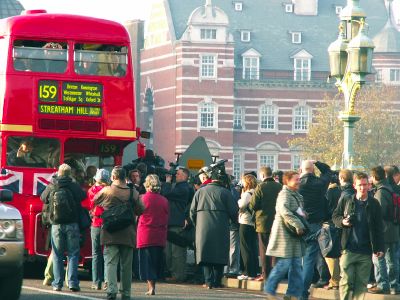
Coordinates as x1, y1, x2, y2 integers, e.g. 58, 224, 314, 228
190, 170, 238, 289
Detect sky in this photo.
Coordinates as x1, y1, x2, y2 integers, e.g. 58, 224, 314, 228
18, 0, 153, 24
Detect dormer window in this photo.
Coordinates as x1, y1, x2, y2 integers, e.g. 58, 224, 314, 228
335, 6, 343, 15
200, 28, 217, 40
291, 32, 302, 44
234, 2, 243, 11
241, 31, 251, 42
285, 3, 293, 13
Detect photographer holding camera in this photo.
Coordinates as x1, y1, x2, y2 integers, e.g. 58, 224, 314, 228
332, 172, 384, 300
162, 167, 194, 283
190, 160, 238, 289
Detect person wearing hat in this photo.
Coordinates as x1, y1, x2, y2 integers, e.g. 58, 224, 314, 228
88, 168, 110, 290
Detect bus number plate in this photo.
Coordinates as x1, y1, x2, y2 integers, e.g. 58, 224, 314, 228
38, 80, 58, 102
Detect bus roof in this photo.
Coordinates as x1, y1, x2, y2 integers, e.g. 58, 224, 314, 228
0, 12, 130, 43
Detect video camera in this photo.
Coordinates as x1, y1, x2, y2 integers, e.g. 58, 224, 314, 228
197, 159, 229, 186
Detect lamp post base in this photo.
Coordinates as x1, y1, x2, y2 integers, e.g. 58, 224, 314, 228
339, 112, 361, 169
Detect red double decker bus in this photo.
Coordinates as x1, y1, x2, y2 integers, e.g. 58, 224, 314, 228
0, 10, 140, 265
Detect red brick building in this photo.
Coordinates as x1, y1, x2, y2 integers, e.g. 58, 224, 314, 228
137, 0, 395, 177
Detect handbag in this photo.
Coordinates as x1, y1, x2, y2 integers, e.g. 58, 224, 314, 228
79, 207, 91, 230
167, 225, 195, 249
102, 188, 134, 233
282, 195, 310, 237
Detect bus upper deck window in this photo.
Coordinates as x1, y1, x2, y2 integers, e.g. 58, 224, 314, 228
74, 44, 127, 77
13, 40, 67, 73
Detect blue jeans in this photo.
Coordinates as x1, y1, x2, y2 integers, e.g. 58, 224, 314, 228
264, 257, 303, 297
91, 226, 104, 286
51, 223, 80, 289
373, 242, 399, 291
302, 223, 322, 299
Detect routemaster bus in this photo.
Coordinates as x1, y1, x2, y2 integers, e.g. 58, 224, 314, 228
0, 10, 141, 266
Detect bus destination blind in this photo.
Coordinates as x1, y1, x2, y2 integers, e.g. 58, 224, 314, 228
38, 80, 103, 117
62, 82, 103, 104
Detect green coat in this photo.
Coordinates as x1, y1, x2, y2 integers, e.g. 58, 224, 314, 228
249, 178, 282, 233
266, 186, 306, 258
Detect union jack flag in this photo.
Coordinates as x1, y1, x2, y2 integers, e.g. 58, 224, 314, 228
0, 170, 23, 194
33, 172, 55, 196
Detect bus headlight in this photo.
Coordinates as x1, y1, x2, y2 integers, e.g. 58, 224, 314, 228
0, 220, 24, 240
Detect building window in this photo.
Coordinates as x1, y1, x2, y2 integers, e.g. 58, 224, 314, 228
234, 2, 243, 11
293, 105, 311, 132
241, 31, 251, 42
200, 28, 217, 40
233, 153, 243, 180
376, 69, 383, 82
285, 4, 293, 13
294, 58, 311, 81
199, 101, 217, 129
260, 104, 276, 131
200, 55, 216, 79
242, 56, 259, 80
259, 154, 276, 169
335, 6, 343, 14
233, 107, 244, 130
292, 154, 301, 171
390, 69, 400, 82
291, 32, 302, 44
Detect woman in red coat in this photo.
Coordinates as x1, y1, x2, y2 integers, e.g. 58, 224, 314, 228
137, 174, 169, 295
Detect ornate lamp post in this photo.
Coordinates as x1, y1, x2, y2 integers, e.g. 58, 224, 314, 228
328, 0, 374, 169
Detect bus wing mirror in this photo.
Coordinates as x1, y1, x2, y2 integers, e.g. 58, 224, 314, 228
0, 189, 13, 202
140, 131, 151, 139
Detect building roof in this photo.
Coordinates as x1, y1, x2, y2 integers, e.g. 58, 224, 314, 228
0, 0, 24, 19
166, 0, 388, 72
373, 0, 400, 53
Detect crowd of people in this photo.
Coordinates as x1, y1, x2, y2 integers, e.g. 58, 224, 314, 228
38, 153, 400, 300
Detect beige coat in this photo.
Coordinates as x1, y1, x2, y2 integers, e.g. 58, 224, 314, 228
266, 186, 306, 258
94, 181, 144, 248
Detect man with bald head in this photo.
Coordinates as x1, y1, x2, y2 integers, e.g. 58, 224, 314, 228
299, 160, 332, 300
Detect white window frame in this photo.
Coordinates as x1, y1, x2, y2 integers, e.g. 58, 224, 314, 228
292, 154, 301, 171
335, 6, 343, 15
200, 54, 217, 79
198, 100, 218, 131
200, 28, 217, 40
293, 105, 311, 133
233, 106, 245, 130
259, 104, 277, 132
242, 56, 259, 80
258, 153, 277, 170
285, 3, 293, 13
292, 32, 302, 44
241, 30, 251, 42
232, 152, 243, 180
390, 68, 400, 82
234, 2, 243, 11
294, 58, 311, 81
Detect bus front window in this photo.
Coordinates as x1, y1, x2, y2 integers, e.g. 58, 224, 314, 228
7, 136, 60, 168
74, 44, 127, 77
13, 40, 67, 73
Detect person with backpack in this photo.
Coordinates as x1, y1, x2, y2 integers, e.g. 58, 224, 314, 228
40, 163, 86, 292
94, 166, 144, 300
88, 168, 110, 290
369, 166, 399, 295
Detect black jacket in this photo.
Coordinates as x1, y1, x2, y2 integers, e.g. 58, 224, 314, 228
40, 175, 86, 224
299, 161, 332, 223
332, 193, 384, 254
162, 181, 194, 227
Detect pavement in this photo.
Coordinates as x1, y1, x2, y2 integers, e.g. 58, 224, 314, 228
223, 277, 400, 299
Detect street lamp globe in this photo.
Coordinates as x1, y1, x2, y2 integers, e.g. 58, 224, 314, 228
347, 20, 375, 75
328, 26, 348, 78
